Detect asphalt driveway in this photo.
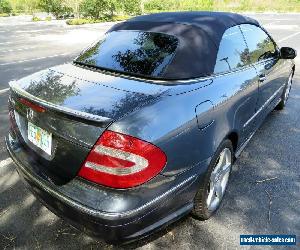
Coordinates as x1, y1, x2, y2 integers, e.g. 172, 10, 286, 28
0, 14, 299, 249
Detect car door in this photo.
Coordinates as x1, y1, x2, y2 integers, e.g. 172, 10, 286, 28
212, 25, 259, 144
240, 24, 284, 112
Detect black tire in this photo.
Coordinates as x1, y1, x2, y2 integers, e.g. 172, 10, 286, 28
275, 71, 294, 110
191, 139, 233, 220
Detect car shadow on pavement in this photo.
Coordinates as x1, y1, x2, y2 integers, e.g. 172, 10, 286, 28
0, 161, 219, 249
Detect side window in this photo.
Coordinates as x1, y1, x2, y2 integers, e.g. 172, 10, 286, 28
240, 24, 276, 63
214, 26, 249, 74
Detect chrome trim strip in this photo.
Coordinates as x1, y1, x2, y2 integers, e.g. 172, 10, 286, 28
9, 81, 112, 123
243, 85, 284, 128
74, 61, 256, 85
6, 137, 196, 219
236, 96, 283, 158
235, 131, 255, 158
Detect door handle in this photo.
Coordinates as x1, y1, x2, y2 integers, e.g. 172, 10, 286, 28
259, 75, 266, 82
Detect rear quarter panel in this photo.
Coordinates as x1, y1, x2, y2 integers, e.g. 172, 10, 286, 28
109, 66, 259, 176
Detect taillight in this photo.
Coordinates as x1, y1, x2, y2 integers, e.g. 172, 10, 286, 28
78, 130, 167, 188
19, 98, 45, 113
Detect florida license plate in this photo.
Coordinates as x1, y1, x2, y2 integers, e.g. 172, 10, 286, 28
28, 121, 52, 155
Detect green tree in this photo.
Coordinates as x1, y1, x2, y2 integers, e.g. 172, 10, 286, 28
106, 0, 119, 18
39, 0, 72, 18
63, 0, 83, 18
144, 0, 170, 12
39, 0, 51, 13
80, 0, 107, 19
0, 0, 12, 13
123, 0, 142, 15
7, 0, 39, 14
24, 0, 39, 14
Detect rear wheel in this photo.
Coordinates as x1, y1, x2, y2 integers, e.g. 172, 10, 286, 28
192, 140, 233, 220
276, 71, 293, 110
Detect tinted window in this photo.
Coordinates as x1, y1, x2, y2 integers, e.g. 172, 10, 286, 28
240, 24, 276, 63
214, 26, 249, 74
74, 31, 179, 78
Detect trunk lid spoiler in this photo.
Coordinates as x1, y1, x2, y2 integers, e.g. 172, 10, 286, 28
9, 80, 112, 124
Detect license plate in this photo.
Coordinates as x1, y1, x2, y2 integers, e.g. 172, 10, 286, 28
28, 121, 52, 155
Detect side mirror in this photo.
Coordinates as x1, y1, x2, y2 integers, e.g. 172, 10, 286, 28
280, 47, 297, 59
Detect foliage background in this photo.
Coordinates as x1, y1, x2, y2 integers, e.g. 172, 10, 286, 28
1, 0, 300, 19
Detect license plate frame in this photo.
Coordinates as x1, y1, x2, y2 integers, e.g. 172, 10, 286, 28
28, 121, 52, 155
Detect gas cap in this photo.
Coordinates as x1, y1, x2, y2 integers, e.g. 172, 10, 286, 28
195, 100, 214, 130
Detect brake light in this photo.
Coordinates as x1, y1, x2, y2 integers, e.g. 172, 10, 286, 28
20, 98, 45, 113
78, 130, 167, 188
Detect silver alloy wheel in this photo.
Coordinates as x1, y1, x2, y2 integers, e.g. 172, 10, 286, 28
284, 73, 293, 104
206, 147, 232, 212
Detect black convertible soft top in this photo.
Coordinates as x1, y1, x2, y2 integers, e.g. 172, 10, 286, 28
109, 11, 260, 79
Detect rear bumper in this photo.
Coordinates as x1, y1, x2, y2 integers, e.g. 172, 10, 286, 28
6, 134, 210, 243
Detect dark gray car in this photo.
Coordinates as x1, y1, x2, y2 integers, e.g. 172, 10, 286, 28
6, 12, 296, 243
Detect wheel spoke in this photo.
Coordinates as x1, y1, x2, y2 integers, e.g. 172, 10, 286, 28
217, 151, 226, 169
206, 183, 215, 207
284, 73, 293, 102
210, 172, 217, 183
220, 163, 231, 178
206, 147, 232, 212
215, 183, 223, 198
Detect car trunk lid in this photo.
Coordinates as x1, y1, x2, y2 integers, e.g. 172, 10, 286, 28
8, 64, 167, 184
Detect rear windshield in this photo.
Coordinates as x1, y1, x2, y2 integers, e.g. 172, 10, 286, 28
74, 31, 179, 79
